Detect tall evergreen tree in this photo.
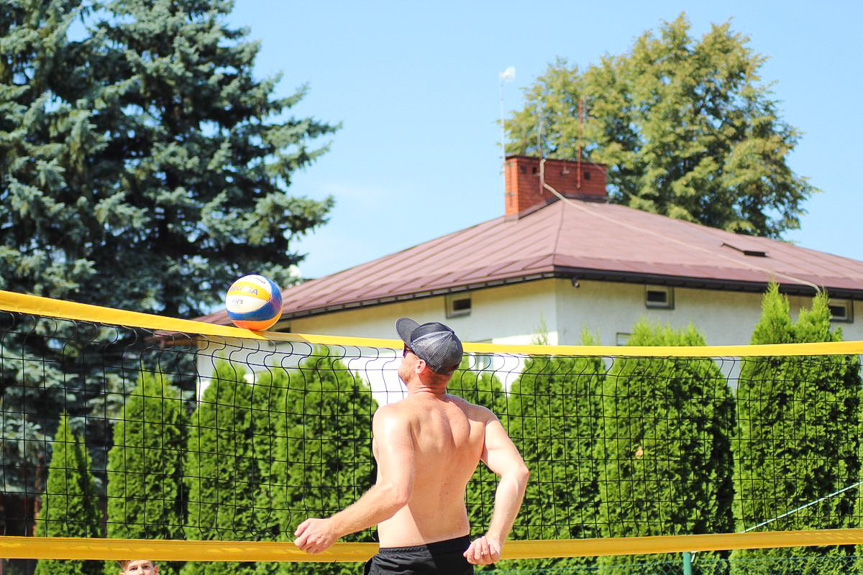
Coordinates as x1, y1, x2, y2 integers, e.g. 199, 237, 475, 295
1, 0, 99, 301
0, 0, 100, 516
34, 414, 102, 575
105, 370, 187, 575
183, 360, 258, 575
506, 14, 815, 238
503, 336, 606, 572
3, 0, 337, 512
275, 348, 377, 575
2, 0, 337, 315
732, 286, 861, 575
597, 322, 734, 575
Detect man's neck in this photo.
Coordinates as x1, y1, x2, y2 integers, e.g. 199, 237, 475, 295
404, 379, 447, 398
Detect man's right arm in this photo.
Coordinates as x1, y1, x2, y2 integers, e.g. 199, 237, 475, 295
464, 413, 529, 565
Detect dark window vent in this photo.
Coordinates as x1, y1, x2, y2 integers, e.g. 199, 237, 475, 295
829, 300, 853, 323
645, 285, 674, 310
446, 293, 472, 319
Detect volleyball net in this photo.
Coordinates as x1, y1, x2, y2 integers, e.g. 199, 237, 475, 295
1, 290, 863, 569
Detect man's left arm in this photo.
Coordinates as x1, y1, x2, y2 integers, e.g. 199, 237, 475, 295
294, 406, 414, 554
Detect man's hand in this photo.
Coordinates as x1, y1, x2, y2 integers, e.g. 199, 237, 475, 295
463, 535, 502, 565
294, 518, 338, 554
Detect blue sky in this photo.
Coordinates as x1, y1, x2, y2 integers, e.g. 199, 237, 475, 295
229, 1, 862, 280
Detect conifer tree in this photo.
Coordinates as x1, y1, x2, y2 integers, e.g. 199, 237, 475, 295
275, 349, 377, 575
597, 322, 734, 575
504, 335, 606, 572
183, 360, 258, 575
732, 286, 861, 575
2, 0, 337, 316
105, 371, 187, 575
0, 0, 103, 508
34, 415, 102, 575
2, 0, 337, 507
1, 0, 99, 301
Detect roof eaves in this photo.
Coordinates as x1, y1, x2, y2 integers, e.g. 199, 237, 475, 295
559, 267, 863, 297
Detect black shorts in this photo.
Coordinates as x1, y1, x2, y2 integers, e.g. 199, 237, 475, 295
364, 535, 473, 575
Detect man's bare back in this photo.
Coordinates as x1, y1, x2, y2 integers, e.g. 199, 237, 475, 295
376, 394, 492, 546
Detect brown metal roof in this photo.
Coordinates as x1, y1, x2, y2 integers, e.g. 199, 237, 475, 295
199, 199, 863, 325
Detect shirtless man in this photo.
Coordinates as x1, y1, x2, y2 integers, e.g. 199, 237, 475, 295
117, 559, 158, 574
294, 318, 529, 573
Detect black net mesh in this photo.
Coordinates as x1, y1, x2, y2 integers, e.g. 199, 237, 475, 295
0, 307, 861, 573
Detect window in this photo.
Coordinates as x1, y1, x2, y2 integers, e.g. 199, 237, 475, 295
645, 285, 674, 309
616, 333, 631, 346
829, 299, 853, 323
445, 293, 472, 319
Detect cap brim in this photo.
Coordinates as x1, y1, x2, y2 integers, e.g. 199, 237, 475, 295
396, 317, 419, 344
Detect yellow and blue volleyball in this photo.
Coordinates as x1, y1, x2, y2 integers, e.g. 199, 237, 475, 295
225, 274, 283, 331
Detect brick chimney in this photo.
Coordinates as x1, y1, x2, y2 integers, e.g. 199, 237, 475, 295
504, 155, 607, 217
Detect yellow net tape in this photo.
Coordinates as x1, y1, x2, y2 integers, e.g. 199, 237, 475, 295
4, 530, 863, 562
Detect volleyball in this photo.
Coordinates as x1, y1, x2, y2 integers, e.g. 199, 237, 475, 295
225, 274, 283, 331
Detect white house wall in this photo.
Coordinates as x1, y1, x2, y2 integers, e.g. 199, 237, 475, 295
286, 279, 862, 346
288, 282, 557, 345
555, 280, 778, 346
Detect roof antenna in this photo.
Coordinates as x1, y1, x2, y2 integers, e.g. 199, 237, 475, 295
577, 97, 584, 189
499, 66, 515, 193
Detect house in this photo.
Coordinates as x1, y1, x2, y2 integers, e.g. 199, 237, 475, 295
199, 155, 863, 347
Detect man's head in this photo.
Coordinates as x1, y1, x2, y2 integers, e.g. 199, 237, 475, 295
118, 560, 158, 574
396, 318, 463, 382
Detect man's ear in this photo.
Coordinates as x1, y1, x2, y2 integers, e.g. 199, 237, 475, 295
414, 358, 427, 374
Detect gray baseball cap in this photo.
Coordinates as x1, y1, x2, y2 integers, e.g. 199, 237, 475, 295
396, 318, 463, 375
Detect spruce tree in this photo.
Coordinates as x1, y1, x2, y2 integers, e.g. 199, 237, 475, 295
2, 0, 337, 316
105, 371, 187, 575
0, 0, 99, 301
503, 338, 606, 572
732, 286, 861, 575
0, 0, 104, 509
34, 415, 102, 575
183, 360, 258, 575
4, 0, 337, 506
275, 348, 377, 575
597, 322, 734, 575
